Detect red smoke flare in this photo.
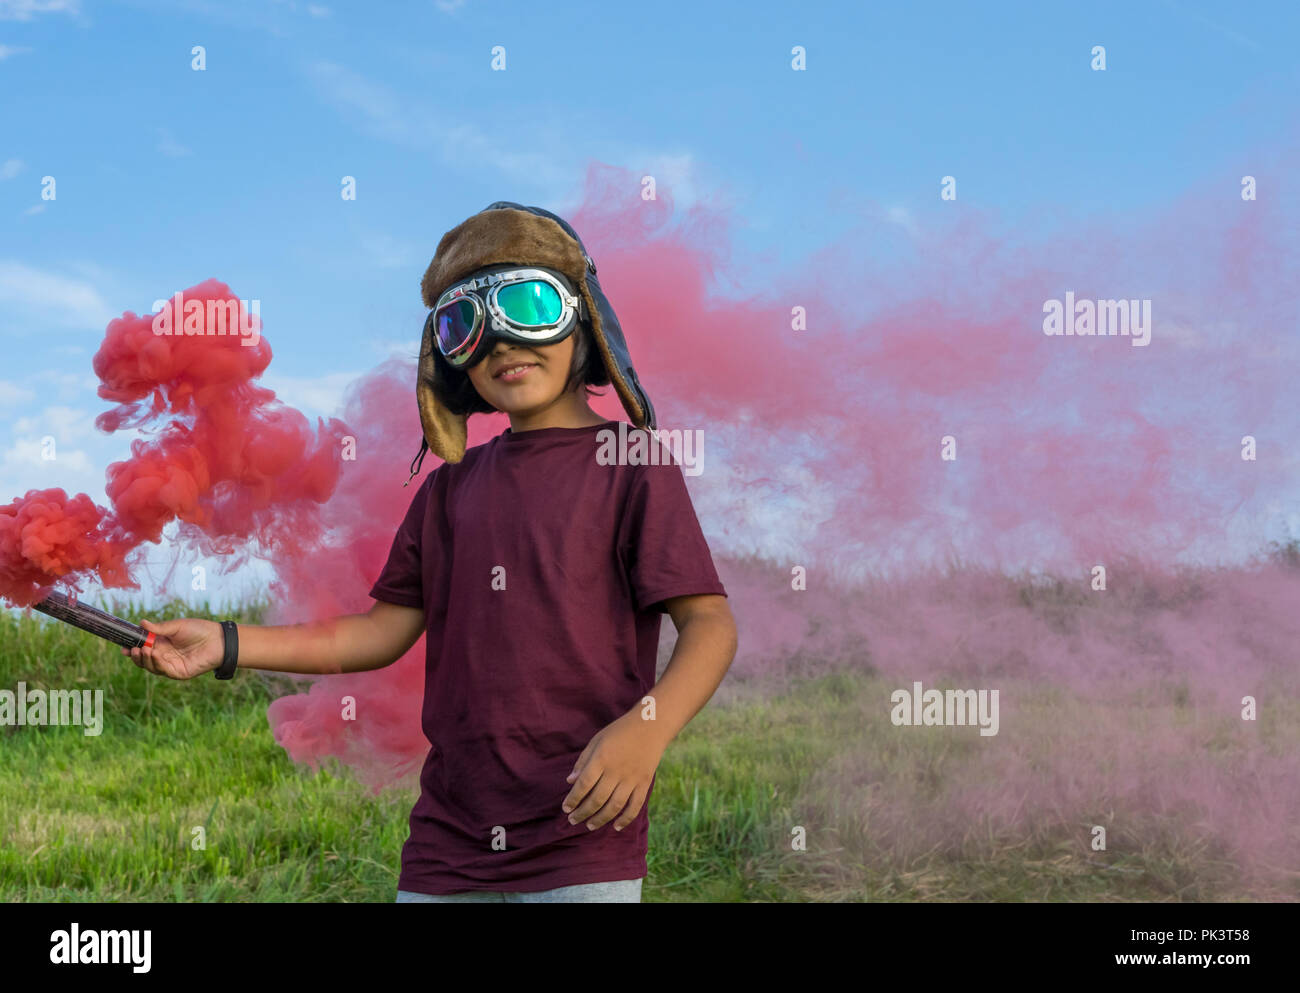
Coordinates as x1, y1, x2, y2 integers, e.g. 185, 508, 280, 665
0, 278, 346, 607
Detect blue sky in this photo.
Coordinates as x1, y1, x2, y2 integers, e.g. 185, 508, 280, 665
2, 0, 1299, 603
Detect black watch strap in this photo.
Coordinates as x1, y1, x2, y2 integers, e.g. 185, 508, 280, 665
215, 620, 239, 680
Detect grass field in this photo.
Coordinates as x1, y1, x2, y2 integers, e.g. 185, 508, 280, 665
0, 599, 1289, 902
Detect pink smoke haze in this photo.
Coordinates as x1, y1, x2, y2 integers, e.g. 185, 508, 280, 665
268, 164, 1298, 889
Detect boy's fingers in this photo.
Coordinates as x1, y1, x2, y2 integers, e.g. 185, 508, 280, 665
562, 761, 598, 811
585, 782, 636, 831
128, 644, 161, 676
566, 774, 615, 825
612, 785, 649, 831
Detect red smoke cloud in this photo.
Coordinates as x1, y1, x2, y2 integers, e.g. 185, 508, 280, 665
0, 278, 347, 607
0, 490, 131, 604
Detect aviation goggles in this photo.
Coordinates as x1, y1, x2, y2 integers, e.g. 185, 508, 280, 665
428, 265, 587, 370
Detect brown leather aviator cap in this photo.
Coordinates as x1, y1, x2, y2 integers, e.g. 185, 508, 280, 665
414, 201, 657, 469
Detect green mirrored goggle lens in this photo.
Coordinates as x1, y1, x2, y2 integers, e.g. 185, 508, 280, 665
496, 279, 563, 326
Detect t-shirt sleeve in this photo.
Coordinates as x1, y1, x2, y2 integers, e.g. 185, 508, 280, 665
368, 473, 432, 609
619, 460, 728, 614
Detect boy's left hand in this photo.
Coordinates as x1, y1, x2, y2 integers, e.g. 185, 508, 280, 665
562, 710, 667, 832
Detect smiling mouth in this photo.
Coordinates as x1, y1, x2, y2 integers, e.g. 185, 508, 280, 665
494, 362, 538, 382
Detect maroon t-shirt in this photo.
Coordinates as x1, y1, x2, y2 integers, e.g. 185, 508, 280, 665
369, 419, 727, 894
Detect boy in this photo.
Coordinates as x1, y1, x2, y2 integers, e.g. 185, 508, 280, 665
124, 202, 738, 903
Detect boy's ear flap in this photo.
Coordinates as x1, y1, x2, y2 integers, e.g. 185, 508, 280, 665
417, 313, 468, 465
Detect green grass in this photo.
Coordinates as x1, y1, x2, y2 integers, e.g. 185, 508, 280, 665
0, 603, 1287, 901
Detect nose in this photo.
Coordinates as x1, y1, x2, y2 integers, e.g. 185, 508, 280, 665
490, 341, 531, 359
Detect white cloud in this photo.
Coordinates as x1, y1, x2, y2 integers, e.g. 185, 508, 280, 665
3, 435, 93, 476
547, 149, 719, 217
259, 371, 357, 416
1, 404, 113, 502
0, 261, 115, 332
434, 0, 467, 11
305, 60, 415, 145
306, 4, 330, 16
12, 404, 101, 443
885, 204, 919, 236
305, 61, 722, 212
628, 152, 706, 212
0, 0, 79, 21
0, 44, 32, 59
0, 158, 21, 180
27, 369, 99, 402
23, 203, 46, 216
305, 60, 575, 195
0, 379, 36, 407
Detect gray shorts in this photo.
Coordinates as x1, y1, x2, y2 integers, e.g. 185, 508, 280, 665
396, 878, 643, 903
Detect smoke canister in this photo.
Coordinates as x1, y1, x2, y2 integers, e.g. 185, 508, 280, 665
31, 591, 156, 649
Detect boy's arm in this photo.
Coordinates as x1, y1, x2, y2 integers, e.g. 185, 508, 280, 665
638, 593, 737, 748
124, 600, 426, 679
233, 600, 427, 675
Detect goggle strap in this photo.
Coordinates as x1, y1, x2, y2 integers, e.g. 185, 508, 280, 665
405, 437, 429, 485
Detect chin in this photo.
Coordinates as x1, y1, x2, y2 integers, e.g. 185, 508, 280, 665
483, 378, 554, 407
491, 399, 529, 415
488, 391, 543, 414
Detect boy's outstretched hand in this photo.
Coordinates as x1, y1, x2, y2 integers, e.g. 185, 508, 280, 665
562, 709, 667, 832
120, 618, 225, 680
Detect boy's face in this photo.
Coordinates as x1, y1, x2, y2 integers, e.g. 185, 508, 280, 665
465, 332, 577, 416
